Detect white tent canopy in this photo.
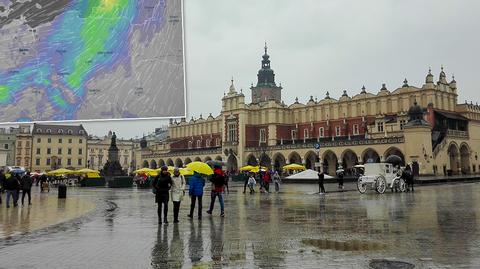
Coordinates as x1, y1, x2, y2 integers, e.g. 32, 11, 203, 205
286, 169, 334, 180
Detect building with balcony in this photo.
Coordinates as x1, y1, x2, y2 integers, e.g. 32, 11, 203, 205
137, 45, 480, 176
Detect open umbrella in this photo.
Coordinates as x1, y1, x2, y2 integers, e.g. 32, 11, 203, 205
283, 164, 306, 171
239, 165, 256, 172
250, 166, 268, 173
133, 168, 158, 176
47, 168, 73, 176
185, 161, 214, 175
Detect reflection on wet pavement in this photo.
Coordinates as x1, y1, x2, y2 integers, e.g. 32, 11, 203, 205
0, 189, 95, 239
0, 183, 480, 268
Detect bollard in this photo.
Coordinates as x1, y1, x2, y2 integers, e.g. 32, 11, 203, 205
58, 183, 67, 199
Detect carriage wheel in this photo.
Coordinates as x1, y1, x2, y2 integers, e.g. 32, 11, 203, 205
375, 176, 386, 194
398, 178, 406, 192
357, 178, 367, 194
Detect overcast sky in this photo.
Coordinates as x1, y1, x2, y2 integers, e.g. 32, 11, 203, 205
81, 0, 480, 138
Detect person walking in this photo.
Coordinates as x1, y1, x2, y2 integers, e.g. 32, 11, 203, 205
0, 169, 5, 205
317, 170, 326, 194
273, 171, 281, 192
4, 172, 20, 208
243, 173, 249, 194
337, 169, 344, 190
207, 165, 225, 217
188, 172, 205, 220
21, 172, 33, 206
14, 174, 21, 206
170, 168, 186, 223
247, 173, 256, 194
224, 171, 230, 194
153, 166, 173, 224
262, 171, 271, 193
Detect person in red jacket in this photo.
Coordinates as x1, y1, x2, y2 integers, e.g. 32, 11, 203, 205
262, 171, 271, 193
206, 165, 225, 217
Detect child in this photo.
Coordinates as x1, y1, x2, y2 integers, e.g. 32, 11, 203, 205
247, 174, 256, 194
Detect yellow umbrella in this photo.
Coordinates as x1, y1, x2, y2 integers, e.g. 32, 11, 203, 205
283, 163, 306, 171
75, 168, 100, 174
239, 165, 255, 171
133, 168, 158, 176
185, 161, 214, 175
47, 168, 74, 175
250, 166, 268, 173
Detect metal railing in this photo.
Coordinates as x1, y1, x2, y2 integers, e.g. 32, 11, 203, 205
446, 129, 469, 138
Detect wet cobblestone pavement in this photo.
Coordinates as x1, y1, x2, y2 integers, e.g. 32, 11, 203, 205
1, 182, 480, 268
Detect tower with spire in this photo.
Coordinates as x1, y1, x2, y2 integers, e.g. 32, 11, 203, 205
250, 43, 282, 104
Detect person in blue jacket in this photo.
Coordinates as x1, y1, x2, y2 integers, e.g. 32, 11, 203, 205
188, 172, 205, 220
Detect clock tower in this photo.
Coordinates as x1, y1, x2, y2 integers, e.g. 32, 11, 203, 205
250, 43, 282, 103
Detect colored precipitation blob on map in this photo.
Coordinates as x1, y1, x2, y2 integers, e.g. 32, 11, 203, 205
0, 0, 185, 122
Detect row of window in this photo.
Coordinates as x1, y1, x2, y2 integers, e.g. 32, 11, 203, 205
89, 149, 130, 154
377, 120, 407, 132
36, 128, 85, 135
187, 138, 221, 149
36, 148, 83, 155
289, 125, 361, 140
35, 158, 83, 166
17, 138, 83, 147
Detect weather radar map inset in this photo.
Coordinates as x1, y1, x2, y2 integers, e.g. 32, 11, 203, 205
0, 0, 185, 123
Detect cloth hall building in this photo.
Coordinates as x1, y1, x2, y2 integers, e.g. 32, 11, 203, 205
137, 46, 480, 176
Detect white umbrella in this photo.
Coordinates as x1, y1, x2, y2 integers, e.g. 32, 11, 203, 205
286, 169, 334, 180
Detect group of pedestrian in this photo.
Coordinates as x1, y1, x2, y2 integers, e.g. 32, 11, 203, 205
152, 165, 226, 225
0, 170, 33, 208
243, 170, 281, 194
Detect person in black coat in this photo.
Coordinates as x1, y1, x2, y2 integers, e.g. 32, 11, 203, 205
0, 169, 5, 204
318, 171, 326, 194
153, 166, 173, 224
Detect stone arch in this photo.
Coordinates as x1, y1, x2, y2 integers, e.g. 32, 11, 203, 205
383, 147, 405, 166
288, 151, 302, 164
150, 159, 157, 169
460, 143, 471, 174
304, 151, 317, 170
273, 153, 286, 172
448, 142, 460, 174
194, 157, 202, 162
246, 154, 258, 166
184, 157, 192, 165
142, 160, 149, 168
158, 159, 166, 167
175, 158, 183, 168
203, 156, 212, 162
259, 153, 272, 168
341, 149, 358, 170
166, 158, 174, 166
215, 156, 223, 161
362, 148, 380, 163
227, 154, 238, 172
322, 150, 338, 175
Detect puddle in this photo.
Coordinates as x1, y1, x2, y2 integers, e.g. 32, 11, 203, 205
302, 238, 387, 251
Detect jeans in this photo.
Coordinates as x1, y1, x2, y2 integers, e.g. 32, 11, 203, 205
157, 193, 169, 223
189, 195, 202, 218
6, 190, 17, 207
208, 191, 224, 213
22, 189, 31, 205
173, 201, 181, 222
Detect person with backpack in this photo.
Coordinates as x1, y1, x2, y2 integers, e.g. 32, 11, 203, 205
170, 168, 186, 223
262, 171, 271, 193
188, 172, 205, 220
153, 166, 173, 224
206, 165, 225, 217
21, 172, 33, 206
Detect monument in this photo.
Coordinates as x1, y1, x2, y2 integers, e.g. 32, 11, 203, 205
103, 132, 133, 187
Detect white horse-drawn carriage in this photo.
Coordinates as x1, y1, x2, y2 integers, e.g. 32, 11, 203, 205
357, 163, 406, 194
